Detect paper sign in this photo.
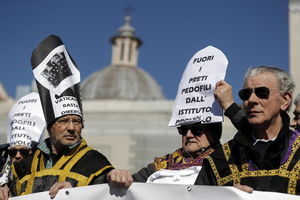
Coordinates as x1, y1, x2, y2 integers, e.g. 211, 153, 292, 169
50, 93, 82, 119
33, 45, 80, 96
169, 46, 228, 127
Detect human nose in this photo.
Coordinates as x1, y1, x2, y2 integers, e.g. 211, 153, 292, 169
66, 121, 76, 129
186, 130, 194, 137
14, 151, 23, 159
247, 90, 259, 102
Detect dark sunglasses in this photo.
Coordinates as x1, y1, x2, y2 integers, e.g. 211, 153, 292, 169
238, 87, 270, 101
177, 126, 204, 136
8, 148, 31, 157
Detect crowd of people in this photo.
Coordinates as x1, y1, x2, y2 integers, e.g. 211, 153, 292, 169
1, 35, 300, 199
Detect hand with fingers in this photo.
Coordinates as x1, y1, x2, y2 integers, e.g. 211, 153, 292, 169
49, 181, 72, 199
234, 184, 254, 193
0, 185, 10, 200
106, 169, 133, 188
214, 80, 235, 110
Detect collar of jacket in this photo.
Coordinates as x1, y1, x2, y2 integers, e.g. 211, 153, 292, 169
232, 111, 292, 168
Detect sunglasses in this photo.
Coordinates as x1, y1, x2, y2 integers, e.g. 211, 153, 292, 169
177, 126, 204, 136
238, 87, 270, 101
8, 148, 31, 157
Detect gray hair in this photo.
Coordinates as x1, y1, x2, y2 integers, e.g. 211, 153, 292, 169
243, 66, 295, 94
243, 66, 295, 111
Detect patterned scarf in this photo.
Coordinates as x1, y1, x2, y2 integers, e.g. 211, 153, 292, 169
154, 148, 214, 170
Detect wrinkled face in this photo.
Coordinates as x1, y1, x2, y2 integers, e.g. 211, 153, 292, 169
291, 101, 300, 131
242, 72, 288, 126
8, 145, 31, 164
49, 115, 82, 154
178, 124, 213, 157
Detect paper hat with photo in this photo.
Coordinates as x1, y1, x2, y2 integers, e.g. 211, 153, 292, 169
31, 35, 83, 127
7, 92, 46, 147
169, 46, 228, 127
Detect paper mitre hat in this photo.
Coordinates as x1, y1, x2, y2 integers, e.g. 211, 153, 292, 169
168, 46, 228, 127
7, 92, 46, 147
31, 35, 83, 127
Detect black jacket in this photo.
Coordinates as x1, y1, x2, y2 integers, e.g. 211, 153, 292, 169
11, 139, 113, 196
195, 105, 300, 195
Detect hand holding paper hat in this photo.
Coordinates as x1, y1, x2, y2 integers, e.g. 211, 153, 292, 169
169, 46, 228, 127
31, 35, 83, 127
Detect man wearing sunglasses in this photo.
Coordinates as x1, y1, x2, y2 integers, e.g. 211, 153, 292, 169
132, 46, 226, 184
132, 122, 222, 184
291, 94, 300, 132
194, 66, 300, 195
0, 92, 46, 200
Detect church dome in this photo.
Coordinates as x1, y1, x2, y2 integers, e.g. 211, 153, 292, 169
81, 16, 165, 101
81, 65, 165, 100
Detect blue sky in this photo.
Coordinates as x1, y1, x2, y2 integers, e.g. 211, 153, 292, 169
0, 0, 289, 104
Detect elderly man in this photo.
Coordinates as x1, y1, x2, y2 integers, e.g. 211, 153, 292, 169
291, 94, 300, 131
133, 46, 227, 184
194, 66, 300, 195
133, 122, 222, 184
0, 92, 46, 200
9, 35, 132, 199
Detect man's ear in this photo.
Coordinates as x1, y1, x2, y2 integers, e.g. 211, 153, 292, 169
281, 91, 292, 111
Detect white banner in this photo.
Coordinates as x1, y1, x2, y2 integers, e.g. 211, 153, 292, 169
9, 183, 300, 200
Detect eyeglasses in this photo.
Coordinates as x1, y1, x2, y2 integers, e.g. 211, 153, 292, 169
177, 126, 204, 136
55, 117, 82, 127
8, 148, 31, 157
238, 87, 270, 101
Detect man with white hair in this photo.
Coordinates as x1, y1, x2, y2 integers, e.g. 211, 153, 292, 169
195, 66, 300, 195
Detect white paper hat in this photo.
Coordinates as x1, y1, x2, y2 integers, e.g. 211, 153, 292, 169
7, 92, 46, 147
